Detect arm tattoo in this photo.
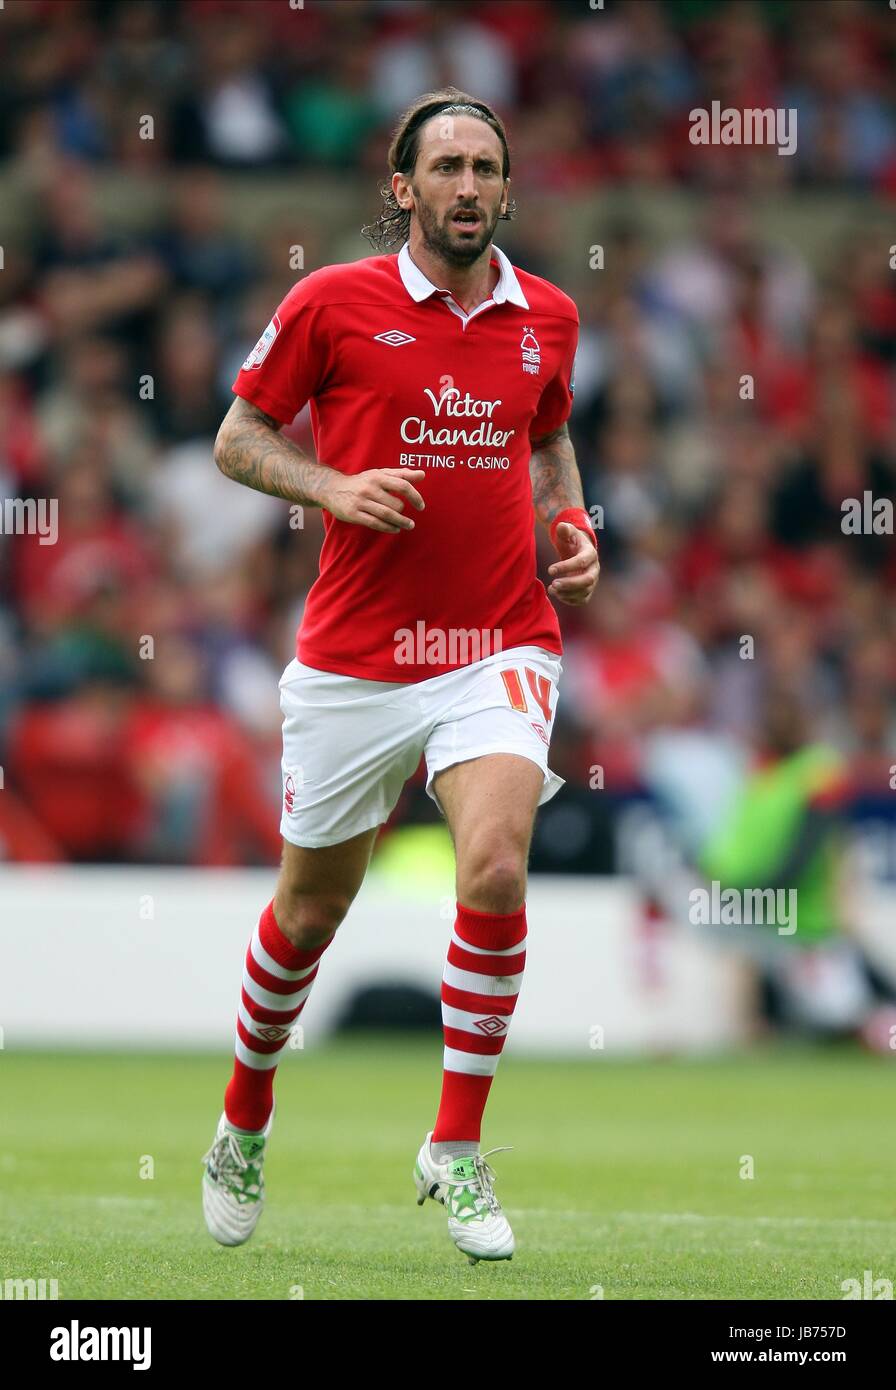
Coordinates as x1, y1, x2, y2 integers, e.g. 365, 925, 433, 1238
528, 423, 585, 528
213, 396, 337, 507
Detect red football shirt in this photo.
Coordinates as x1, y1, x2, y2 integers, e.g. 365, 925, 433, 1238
231, 242, 579, 681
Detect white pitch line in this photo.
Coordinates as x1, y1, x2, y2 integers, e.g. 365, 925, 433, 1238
61, 1196, 162, 1208
613, 1211, 896, 1231
281, 1204, 896, 1231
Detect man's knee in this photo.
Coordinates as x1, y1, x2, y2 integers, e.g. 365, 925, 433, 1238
273, 883, 352, 948
458, 844, 528, 914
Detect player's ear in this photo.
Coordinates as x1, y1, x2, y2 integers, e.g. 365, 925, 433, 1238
392, 171, 413, 210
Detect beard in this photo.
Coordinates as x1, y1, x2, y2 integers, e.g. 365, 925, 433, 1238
413, 191, 502, 267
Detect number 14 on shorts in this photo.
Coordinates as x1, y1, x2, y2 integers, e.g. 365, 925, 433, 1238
500, 667, 554, 723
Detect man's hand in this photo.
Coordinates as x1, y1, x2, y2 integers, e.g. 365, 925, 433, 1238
529, 423, 599, 603
214, 400, 425, 531
321, 468, 426, 534
547, 522, 600, 604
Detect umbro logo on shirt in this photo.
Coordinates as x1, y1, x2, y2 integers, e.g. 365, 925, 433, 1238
374, 330, 416, 347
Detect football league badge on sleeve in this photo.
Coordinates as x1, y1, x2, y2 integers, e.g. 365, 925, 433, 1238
243, 314, 282, 370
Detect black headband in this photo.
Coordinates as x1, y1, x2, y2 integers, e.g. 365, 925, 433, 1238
398, 101, 503, 172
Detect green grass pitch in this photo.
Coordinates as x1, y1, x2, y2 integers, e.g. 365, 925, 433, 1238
1, 1039, 893, 1300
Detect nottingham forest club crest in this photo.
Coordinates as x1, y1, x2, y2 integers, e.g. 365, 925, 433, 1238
520, 326, 541, 376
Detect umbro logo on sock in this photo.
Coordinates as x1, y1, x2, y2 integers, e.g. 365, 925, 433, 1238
256, 1025, 290, 1041
473, 1015, 507, 1036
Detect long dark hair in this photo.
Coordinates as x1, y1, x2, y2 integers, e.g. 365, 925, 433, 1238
361, 86, 517, 252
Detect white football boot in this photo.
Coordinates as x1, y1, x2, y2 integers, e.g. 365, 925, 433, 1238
414, 1131, 515, 1264
201, 1105, 274, 1247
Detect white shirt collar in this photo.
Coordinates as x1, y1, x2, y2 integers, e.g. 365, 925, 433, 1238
397, 240, 529, 310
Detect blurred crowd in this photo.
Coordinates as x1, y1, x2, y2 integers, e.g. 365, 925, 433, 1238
3, 0, 896, 186
0, 0, 894, 869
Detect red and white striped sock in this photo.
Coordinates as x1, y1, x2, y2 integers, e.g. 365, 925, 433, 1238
223, 900, 334, 1132
431, 902, 527, 1150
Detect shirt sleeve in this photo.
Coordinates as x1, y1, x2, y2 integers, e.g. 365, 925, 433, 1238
529, 316, 578, 444
231, 275, 332, 426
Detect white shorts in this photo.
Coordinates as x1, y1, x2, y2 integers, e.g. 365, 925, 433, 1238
278, 645, 564, 848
